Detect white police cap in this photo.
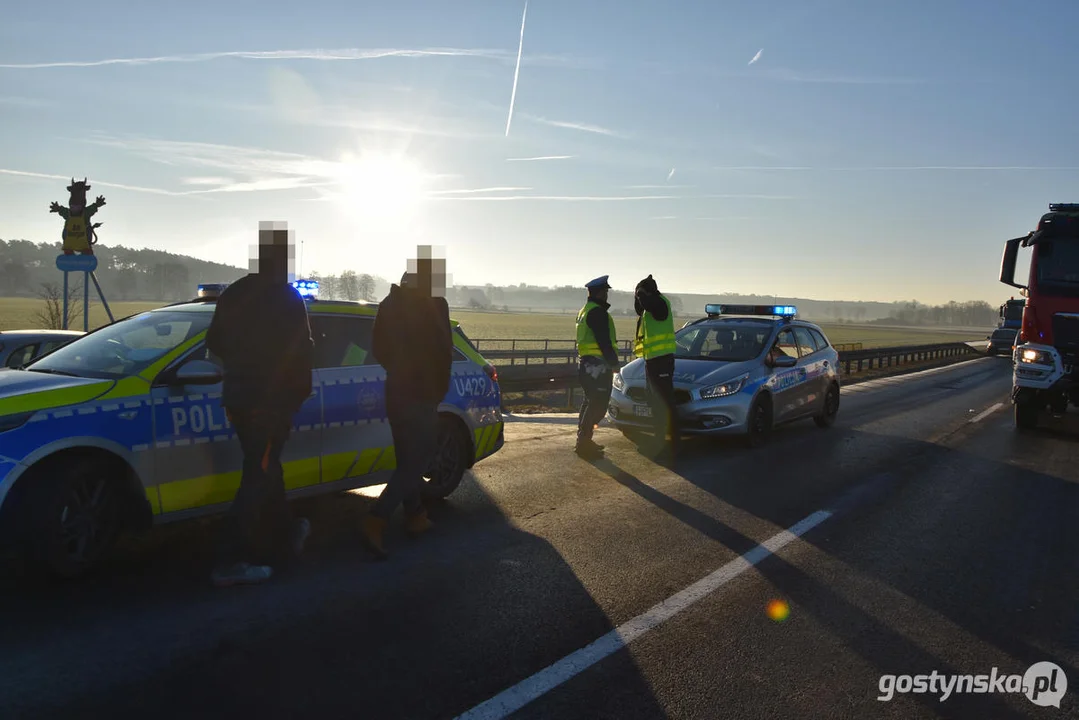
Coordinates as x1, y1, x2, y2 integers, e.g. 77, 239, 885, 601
585, 275, 611, 290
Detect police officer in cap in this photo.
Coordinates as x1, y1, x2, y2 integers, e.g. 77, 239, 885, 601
575, 275, 620, 459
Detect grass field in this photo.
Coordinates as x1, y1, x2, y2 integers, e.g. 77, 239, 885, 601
0, 298, 989, 349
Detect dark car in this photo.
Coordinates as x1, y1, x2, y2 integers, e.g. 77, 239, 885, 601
0, 330, 85, 370
986, 328, 1017, 356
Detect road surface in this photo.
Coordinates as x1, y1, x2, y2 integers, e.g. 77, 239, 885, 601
2, 355, 1077, 719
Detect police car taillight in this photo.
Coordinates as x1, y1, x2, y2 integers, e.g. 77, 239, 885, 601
484, 364, 497, 382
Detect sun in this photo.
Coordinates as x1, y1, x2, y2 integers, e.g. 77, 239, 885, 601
334, 151, 427, 223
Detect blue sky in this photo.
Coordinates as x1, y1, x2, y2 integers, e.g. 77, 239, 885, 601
1, 0, 1077, 305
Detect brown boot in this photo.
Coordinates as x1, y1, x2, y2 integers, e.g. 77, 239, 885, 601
360, 514, 388, 560
404, 509, 434, 536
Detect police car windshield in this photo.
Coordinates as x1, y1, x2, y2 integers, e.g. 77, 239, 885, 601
25, 310, 212, 380
675, 322, 772, 362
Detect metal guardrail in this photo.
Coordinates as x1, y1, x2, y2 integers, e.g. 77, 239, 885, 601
494, 341, 980, 396
472, 338, 864, 365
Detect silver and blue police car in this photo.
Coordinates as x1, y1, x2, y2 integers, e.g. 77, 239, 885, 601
0, 329, 84, 370
0, 280, 504, 578
608, 304, 841, 447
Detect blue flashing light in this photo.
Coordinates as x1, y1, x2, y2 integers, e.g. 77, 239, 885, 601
705, 304, 798, 318
292, 279, 320, 298
197, 283, 229, 298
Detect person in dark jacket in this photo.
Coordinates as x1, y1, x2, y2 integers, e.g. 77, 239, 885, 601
575, 275, 620, 459
360, 255, 453, 559
205, 222, 315, 587
634, 274, 680, 465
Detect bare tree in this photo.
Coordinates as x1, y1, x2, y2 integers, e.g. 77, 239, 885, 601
340, 270, 359, 301
34, 280, 85, 330
357, 273, 375, 301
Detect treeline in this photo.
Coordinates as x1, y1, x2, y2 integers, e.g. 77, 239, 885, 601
0, 239, 245, 302
870, 300, 998, 328
0, 239, 999, 327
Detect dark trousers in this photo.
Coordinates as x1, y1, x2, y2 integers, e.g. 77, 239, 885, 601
645, 354, 680, 457
217, 409, 295, 567
373, 402, 440, 519
578, 359, 613, 443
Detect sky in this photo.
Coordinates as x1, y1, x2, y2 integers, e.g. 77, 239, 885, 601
1, 0, 1076, 305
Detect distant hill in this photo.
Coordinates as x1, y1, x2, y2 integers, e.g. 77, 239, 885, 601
0, 239, 998, 327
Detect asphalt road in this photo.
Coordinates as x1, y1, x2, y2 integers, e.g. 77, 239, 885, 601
3, 355, 1079, 719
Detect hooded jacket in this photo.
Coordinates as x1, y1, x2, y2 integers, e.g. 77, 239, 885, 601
372, 283, 453, 410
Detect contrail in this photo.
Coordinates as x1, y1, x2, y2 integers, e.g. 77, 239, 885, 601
667, 168, 676, 181
505, 0, 528, 137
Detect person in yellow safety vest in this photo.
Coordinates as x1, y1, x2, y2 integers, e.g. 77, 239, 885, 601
634, 274, 680, 465
575, 275, 620, 459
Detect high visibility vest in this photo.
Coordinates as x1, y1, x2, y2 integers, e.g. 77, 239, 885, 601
576, 301, 616, 359
634, 294, 676, 359
63, 214, 91, 252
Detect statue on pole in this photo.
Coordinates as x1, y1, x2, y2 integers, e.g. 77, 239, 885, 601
50, 177, 105, 255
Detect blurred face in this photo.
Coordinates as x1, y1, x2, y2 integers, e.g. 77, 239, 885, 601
403, 245, 447, 298
249, 221, 296, 284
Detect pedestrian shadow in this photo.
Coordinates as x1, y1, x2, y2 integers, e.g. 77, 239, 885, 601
588, 454, 1067, 718
0, 472, 665, 720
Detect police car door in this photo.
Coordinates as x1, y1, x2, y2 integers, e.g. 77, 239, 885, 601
768, 327, 808, 423
149, 342, 324, 515
308, 313, 392, 487
792, 325, 826, 413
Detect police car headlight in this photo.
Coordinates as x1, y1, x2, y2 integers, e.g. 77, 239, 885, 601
612, 373, 625, 392
0, 411, 34, 433
700, 374, 748, 399
1019, 349, 1052, 365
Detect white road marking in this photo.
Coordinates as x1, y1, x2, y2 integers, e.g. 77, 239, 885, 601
970, 402, 1004, 423
454, 509, 833, 720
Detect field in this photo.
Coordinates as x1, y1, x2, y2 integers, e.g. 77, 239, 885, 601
0, 299, 990, 349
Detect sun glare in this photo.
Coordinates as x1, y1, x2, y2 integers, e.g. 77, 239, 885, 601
335, 151, 427, 223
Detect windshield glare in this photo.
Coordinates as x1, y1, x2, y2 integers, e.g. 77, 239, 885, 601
1036, 240, 1079, 285
675, 323, 772, 362
26, 310, 212, 379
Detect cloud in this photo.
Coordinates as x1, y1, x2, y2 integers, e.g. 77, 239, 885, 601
711, 165, 1079, 171
667, 168, 676, 181
519, 113, 626, 138
180, 176, 235, 186
505, 155, 575, 162
749, 49, 763, 65
626, 184, 694, 189
0, 96, 50, 107
0, 47, 583, 70
428, 187, 533, 195
0, 168, 198, 196
432, 193, 793, 202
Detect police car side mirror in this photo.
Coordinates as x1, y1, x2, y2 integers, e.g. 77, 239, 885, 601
772, 355, 797, 368
174, 359, 223, 385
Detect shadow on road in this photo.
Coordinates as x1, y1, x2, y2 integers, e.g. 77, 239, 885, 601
0, 473, 665, 720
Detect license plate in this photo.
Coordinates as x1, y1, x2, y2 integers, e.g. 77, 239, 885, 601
634, 404, 652, 417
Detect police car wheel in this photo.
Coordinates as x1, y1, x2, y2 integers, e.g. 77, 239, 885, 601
814, 383, 840, 428
422, 417, 468, 500
744, 395, 772, 448
27, 463, 123, 579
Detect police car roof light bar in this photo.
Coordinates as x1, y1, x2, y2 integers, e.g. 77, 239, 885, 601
1049, 203, 1079, 212
705, 303, 797, 318
196, 283, 229, 299
292, 279, 319, 298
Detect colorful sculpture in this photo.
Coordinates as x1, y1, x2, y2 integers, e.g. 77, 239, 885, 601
50, 178, 105, 255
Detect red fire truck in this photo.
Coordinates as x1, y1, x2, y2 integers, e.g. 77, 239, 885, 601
1000, 203, 1079, 428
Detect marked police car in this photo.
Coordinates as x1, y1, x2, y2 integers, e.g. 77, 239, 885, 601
0, 280, 504, 578
608, 304, 840, 446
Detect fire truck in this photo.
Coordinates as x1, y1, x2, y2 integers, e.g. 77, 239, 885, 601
1000, 203, 1079, 428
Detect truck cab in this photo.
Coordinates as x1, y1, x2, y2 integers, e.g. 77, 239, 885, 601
1000, 203, 1079, 428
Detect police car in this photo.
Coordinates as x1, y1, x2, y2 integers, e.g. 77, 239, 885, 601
0, 280, 504, 578
0, 330, 84, 369
608, 304, 841, 446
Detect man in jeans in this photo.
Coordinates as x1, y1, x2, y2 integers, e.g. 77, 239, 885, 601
361, 249, 453, 559
206, 222, 315, 586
